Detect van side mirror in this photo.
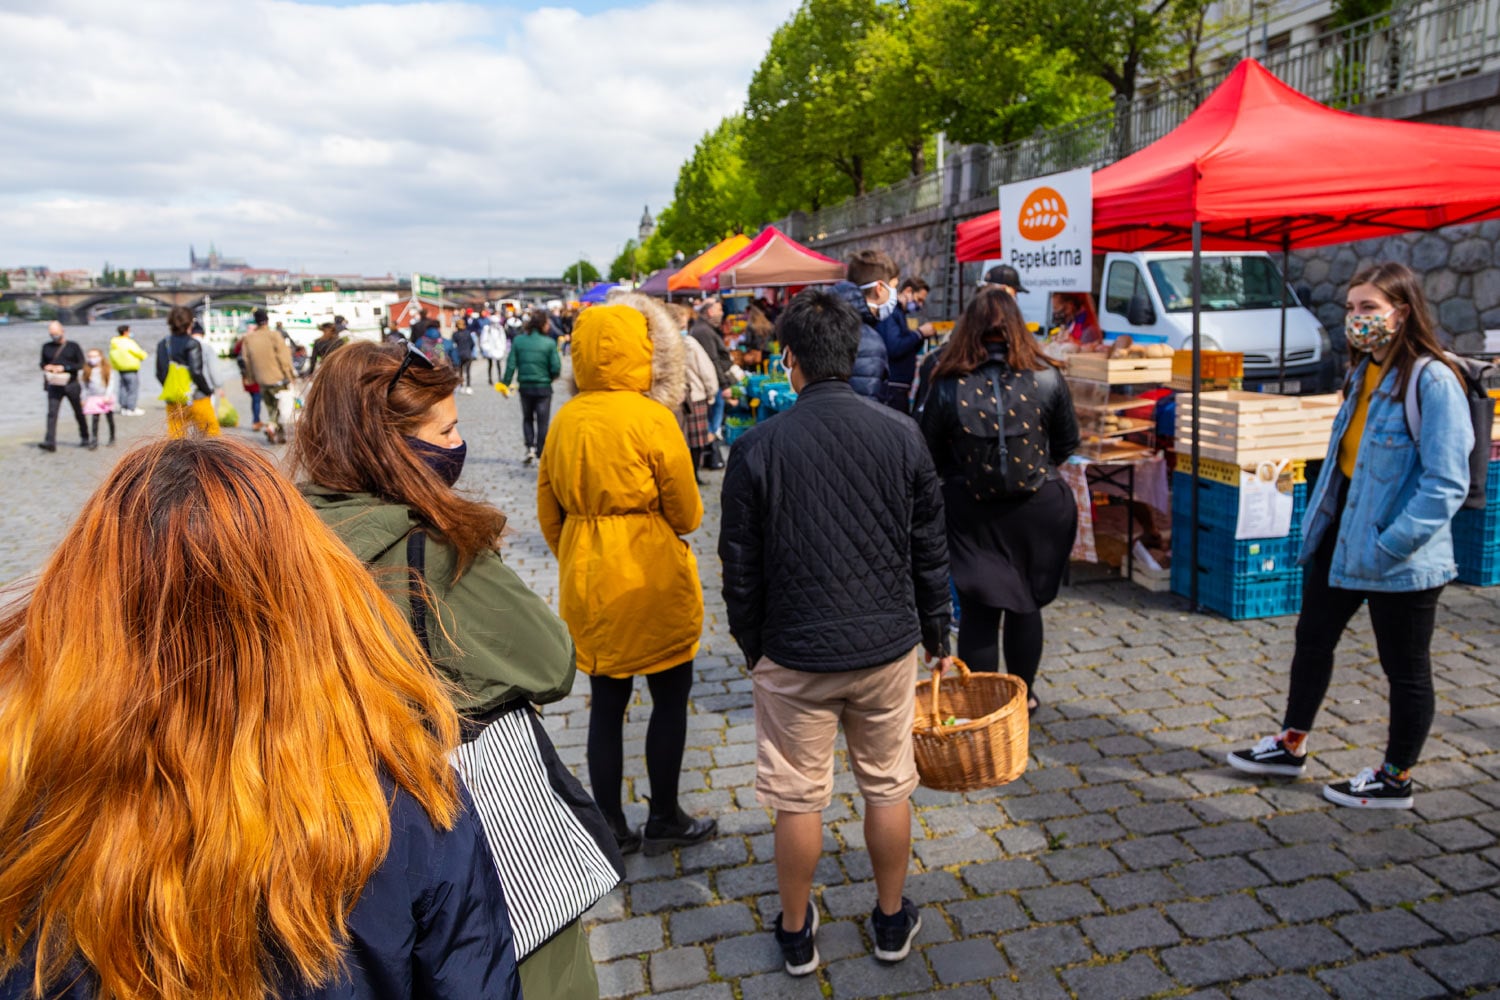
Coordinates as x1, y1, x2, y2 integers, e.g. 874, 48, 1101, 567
1127, 295, 1156, 326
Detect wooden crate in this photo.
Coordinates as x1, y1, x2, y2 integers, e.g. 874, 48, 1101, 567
1174, 391, 1338, 464
1066, 354, 1173, 384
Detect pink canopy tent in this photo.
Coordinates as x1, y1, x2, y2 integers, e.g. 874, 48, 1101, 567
699, 226, 845, 291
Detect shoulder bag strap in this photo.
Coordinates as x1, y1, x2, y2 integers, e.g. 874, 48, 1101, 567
1404, 354, 1435, 442
405, 529, 431, 656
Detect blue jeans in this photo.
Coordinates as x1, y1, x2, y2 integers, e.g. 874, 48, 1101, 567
118, 370, 140, 411
708, 393, 726, 437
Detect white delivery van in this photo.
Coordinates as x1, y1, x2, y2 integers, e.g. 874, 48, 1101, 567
1007, 251, 1332, 394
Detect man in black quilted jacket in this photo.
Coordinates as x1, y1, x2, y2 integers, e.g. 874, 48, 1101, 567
719, 287, 951, 978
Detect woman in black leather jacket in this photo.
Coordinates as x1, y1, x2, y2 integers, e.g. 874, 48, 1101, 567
918, 288, 1079, 714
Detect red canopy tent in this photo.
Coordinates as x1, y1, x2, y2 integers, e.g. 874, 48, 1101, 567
699, 226, 845, 292
956, 58, 1500, 260
955, 59, 1500, 607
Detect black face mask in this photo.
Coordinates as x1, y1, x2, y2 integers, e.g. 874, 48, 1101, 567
405, 436, 466, 487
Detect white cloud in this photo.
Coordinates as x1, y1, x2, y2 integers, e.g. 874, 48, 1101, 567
0, 0, 797, 276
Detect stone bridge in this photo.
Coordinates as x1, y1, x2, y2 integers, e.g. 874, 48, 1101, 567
2, 277, 577, 325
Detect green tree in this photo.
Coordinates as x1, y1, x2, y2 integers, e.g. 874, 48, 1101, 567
608, 240, 640, 282
906, 0, 1111, 146
1331, 0, 1391, 26
1010, 0, 1198, 100
743, 0, 912, 211
1, 270, 13, 290
638, 230, 675, 273
564, 259, 601, 287
658, 116, 771, 252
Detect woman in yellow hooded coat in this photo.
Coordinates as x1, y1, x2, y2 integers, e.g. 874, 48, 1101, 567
538, 292, 717, 856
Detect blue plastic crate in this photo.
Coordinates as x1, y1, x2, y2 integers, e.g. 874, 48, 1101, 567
723, 417, 755, 445
1454, 502, 1500, 586
1171, 561, 1303, 620
1174, 525, 1302, 581
1172, 472, 1307, 536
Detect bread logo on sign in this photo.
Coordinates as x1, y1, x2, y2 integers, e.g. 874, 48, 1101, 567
1018, 186, 1068, 242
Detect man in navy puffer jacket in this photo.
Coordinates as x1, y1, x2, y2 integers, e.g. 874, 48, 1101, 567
830, 280, 889, 401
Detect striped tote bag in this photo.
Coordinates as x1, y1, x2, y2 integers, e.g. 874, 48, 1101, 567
406, 530, 624, 958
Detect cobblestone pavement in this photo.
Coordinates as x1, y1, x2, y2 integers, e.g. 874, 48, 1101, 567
4, 373, 1500, 999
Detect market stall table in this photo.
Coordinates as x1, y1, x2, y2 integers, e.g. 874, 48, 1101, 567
1062, 450, 1170, 582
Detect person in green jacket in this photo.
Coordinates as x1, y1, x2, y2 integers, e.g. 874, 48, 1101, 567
108, 323, 149, 415
291, 341, 619, 1000
503, 310, 563, 464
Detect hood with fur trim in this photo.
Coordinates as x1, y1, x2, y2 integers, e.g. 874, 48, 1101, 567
567, 292, 684, 410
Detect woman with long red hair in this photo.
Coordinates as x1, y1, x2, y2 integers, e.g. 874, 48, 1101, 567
0, 437, 520, 1000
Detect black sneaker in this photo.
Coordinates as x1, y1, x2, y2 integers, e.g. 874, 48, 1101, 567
1323, 767, 1414, 810
871, 897, 921, 962
774, 903, 819, 976
1227, 735, 1307, 777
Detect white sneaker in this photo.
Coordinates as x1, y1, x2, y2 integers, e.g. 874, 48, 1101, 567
523, 448, 536, 465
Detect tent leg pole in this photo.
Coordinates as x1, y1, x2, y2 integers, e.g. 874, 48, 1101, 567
1191, 223, 1203, 614
1279, 231, 1289, 390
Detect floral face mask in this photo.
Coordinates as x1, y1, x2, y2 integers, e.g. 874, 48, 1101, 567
1345, 310, 1397, 353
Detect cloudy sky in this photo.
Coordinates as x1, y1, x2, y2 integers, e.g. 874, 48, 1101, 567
1, 0, 798, 279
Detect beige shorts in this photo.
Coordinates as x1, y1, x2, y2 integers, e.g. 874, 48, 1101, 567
753, 646, 920, 813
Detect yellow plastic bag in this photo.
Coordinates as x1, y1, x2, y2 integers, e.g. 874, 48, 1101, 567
159, 363, 193, 405
215, 396, 240, 428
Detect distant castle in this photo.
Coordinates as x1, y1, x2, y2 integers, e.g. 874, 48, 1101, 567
189, 243, 249, 271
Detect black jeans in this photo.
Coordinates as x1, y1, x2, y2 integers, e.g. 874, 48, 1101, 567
1283, 515, 1443, 770
956, 598, 1044, 692
587, 661, 694, 824
520, 389, 552, 452
44, 383, 87, 446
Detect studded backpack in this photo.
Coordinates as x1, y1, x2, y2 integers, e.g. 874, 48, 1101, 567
952, 362, 1053, 502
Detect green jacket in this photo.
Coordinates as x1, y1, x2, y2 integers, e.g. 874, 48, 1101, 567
301, 486, 576, 712
503, 332, 561, 389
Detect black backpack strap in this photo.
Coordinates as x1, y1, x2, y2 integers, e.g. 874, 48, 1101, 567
405, 529, 431, 656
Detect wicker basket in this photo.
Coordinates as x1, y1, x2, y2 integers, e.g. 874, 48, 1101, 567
912, 660, 1029, 792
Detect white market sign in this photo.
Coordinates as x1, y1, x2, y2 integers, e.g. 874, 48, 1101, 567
998, 167, 1092, 293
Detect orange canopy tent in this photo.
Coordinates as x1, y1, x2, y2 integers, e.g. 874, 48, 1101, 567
957, 58, 1500, 262
699, 226, 845, 291
667, 234, 752, 292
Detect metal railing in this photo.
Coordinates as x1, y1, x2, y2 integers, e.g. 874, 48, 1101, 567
801, 169, 943, 241
774, 0, 1500, 242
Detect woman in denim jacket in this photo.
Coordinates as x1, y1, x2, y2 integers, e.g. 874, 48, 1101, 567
1228, 262, 1472, 809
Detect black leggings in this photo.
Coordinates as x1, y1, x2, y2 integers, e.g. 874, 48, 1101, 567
956, 598, 1044, 693
1282, 525, 1442, 770
587, 661, 694, 823
459, 359, 473, 387
89, 412, 115, 443
487, 358, 503, 382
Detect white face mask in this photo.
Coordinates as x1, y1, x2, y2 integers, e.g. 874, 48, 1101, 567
863, 280, 898, 321
87, 355, 102, 366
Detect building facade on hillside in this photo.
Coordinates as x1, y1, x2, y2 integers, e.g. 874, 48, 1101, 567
154, 244, 289, 287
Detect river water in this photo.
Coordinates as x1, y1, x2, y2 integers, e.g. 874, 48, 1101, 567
0, 319, 241, 443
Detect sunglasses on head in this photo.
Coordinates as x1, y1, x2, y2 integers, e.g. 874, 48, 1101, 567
388, 340, 436, 396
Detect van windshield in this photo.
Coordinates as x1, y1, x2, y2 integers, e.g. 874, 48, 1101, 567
1146, 256, 1288, 312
